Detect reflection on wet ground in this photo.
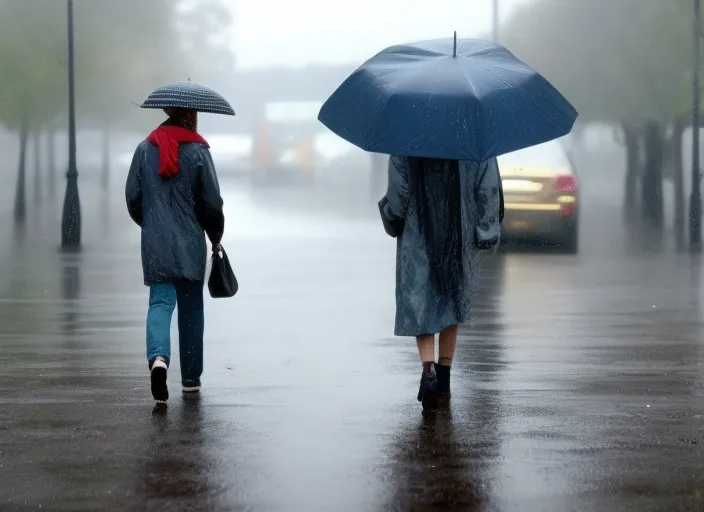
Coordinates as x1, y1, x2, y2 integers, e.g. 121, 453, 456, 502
0, 181, 703, 511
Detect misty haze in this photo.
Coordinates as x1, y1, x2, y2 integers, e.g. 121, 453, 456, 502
0, 1, 703, 511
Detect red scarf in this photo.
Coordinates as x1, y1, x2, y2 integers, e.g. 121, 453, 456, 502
146, 125, 209, 177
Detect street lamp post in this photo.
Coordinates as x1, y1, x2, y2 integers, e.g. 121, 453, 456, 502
492, 0, 500, 43
690, 0, 702, 251
61, 0, 81, 251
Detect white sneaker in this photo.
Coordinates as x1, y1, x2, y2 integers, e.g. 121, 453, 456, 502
182, 385, 200, 393
150, 358, 169, 402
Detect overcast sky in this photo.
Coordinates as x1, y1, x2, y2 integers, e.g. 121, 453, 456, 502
227, 0, 530, 70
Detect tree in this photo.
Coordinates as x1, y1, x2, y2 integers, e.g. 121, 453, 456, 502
71, 0, 235, 188
0, 0, 67, 220
504, 0, 693, 123
72, 0, 234, 128
0, 0, 235, 205
503, 0, 697, 231
176, 0, 235, 81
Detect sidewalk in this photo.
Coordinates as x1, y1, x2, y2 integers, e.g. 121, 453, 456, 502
0, 182, 395, 510
2, 173, 704, 510
0, 174, 135, 288
0, 178, 145, 396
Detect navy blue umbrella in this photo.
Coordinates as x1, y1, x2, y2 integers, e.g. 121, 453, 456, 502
318, 35, 577, 161
140, 81, 235, 116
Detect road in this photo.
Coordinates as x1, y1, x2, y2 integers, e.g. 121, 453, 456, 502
1, 159, 703, 511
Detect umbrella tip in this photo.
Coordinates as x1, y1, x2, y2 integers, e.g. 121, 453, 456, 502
453, 31, 457, 57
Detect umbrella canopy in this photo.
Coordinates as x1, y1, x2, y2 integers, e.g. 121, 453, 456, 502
140, 81, 235, 116
318, 36, 577, 161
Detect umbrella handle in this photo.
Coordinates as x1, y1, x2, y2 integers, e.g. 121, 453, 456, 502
453, 31, 457, 57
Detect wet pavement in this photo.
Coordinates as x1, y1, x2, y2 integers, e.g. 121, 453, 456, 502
1, 173, 704, 511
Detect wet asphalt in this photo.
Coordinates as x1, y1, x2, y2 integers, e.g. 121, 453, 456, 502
1, 165, 704, 511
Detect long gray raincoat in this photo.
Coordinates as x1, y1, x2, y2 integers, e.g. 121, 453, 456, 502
378, 156, 501, 337
125, 140, 224, 286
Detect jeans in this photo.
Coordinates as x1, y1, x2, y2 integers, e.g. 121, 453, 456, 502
146, 280, 204, 387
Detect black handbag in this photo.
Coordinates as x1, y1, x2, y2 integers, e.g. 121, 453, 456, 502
378, 197, 405, 238
208, 247, 238, 298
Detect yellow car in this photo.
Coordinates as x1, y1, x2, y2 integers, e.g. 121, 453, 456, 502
497, 139, 579, 253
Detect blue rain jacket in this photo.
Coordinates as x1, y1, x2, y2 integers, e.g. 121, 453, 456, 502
379, 156, 501, 336
125, 140, 224, 285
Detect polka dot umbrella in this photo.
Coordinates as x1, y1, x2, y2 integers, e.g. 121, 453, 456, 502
139, 80, 235, 116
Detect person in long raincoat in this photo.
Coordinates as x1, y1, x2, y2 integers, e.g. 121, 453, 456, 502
378, 155, 501, 411
126, 107, 225, 403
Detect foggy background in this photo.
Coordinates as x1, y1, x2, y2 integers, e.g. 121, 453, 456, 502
0, 0, 696, 247
2, 1, 704, 510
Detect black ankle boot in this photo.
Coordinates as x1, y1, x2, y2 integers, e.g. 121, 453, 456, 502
417, 362, 438, 410
436, 364, 451, 395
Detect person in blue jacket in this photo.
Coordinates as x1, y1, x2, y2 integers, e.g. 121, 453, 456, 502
126, 107, 224, 403
379, 155, 501, 411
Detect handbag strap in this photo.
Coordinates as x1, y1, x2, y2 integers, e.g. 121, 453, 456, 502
216, 247, 231, 266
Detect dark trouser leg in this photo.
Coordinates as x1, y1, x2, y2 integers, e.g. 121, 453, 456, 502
175, 280, 205, 388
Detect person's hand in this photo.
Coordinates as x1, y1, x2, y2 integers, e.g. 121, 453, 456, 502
212, 243, 223, 253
